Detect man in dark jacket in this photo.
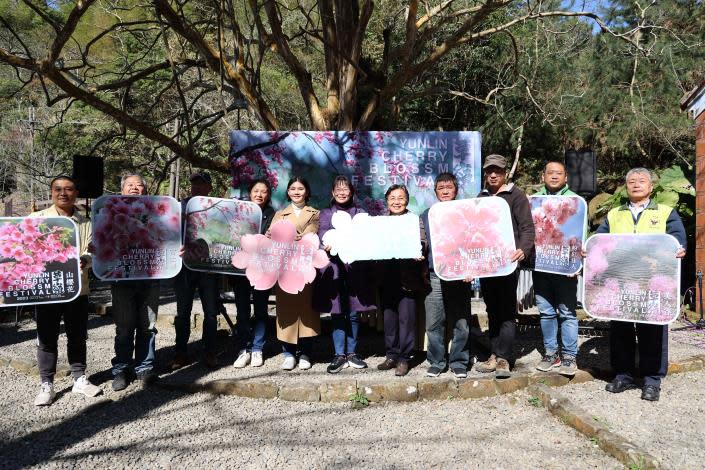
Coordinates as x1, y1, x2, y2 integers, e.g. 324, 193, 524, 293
474, 154, 535, 378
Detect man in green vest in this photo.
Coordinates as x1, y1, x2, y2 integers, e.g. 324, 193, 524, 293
596, 167, 686, 402
533, 161, 582, 376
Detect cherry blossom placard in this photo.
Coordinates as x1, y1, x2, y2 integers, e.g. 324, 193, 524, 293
321, 212, 422, 263
0, 217, 81, 306
231, 220, 329, 294
92, 195, 182, 280
428, 198, 516, 280
583, 234, 681, 324
530, 195, 587, 275
184, 197, 262, 274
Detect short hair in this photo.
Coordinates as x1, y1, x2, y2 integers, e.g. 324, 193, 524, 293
385, 184, 409, 201
434, 172, 458, 191
286, 176, 311, 202
50, 175, 77, 189
625, 167, 654, 183
120, 173, 147, 190
248, 178, 272, 205
543, 161, 566, 173
331, 175, 355, 197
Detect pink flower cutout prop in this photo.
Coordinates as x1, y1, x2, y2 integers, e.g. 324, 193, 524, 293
231, 220, 329, 294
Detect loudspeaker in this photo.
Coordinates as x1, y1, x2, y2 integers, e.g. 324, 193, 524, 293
565, 149, 597, 196
72, 155, 104, 199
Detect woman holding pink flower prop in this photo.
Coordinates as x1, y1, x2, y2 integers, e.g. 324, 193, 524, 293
269, 176, 321, 371
376, 184, 430, 377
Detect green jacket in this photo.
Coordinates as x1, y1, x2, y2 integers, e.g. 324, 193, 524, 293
534, 185, 578, 196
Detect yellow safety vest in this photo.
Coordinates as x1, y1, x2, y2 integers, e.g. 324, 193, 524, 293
606, 202, 672, 234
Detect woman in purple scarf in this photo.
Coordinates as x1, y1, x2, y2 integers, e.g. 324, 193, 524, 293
313, 176, 376, 374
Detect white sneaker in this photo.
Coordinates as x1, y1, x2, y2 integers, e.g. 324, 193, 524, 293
281, 355, 296, 370
298, 354, 312, 370
251, 351, 264, 367
34, 382, 55, 406
72, 375, 102, 397
233, 350, 251, 368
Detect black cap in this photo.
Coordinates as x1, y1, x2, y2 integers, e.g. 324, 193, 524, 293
189, 172, 212, 184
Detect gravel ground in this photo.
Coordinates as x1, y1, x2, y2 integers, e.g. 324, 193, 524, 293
563, 368, 705, 469
0, 366, 618, 469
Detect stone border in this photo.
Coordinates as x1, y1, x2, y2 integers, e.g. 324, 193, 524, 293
4, 352, 703, 404
529, 384, 661, 469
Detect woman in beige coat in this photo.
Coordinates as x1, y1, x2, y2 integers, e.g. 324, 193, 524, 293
269, 176, 320, 370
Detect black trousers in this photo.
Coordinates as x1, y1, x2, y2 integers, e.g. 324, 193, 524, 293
36, 295, 89, 383
610, 321, 668, 387
381, 288, 417, 362
479, 271, 518, 361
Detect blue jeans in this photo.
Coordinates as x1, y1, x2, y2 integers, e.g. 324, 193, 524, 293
424, 272, 471, 370
331, 311, 359, 356
111, 281, 159, 375
533, 272, 578, 357
282, 338, 313, 358
233, 277, 269, 352
174, 268, 221, 354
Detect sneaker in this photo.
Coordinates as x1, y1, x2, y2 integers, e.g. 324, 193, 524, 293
395, 361, 410, 376
72, 375, 102, 397
377, 358, 397, 370
281, 355, 296, 370
426, 366, 442, 377
475, 354, 497, 373
298, 354, 312, 370
251, 351, 264, 367
536, 353, 561, 372
168, 352, 188, 371
136, 370, 157, 387
495, 358, 511, 379
112, 372, 129, 391
34, 382, 55, 406
452, 368, 467, 379
347, 354, 367, 369
233, 350, 251, 369
559, 356, 577, 377
327, 355, 349, 374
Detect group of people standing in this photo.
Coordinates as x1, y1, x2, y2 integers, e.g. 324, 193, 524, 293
27, 153, 686, 407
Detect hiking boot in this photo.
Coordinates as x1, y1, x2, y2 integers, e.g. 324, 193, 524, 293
251, 351, 264, 367
112, 372, 130, 391
495, 358, 511, 379
72, 375, 102, 397
426, 366, 442, 377
559, 356, 577, 377
452, 368, 468, 379
641, 384, 660, 401
34, 382, 55, 406
168, 352, 188, 371
346, 354, 367, 369
233, 350, 251, 368
395, 361, 410, 376
377, 358, 397, 370
327, 355, 349, 374
536, 353, 561, 372
475, 354, 497, 373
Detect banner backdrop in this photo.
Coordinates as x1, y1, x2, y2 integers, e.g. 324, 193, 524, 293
92, 195, 182, 280
231, 220, 329, 294
229, 131, 482, 214
0, 216, 81, 306
530, 195, 587, 275
322, 212, 422, 263
583, 234, 681, 324
428, 198, 516, 280
183, 197, 262, 274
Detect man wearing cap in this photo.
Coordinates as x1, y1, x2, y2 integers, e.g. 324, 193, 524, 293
169, 172, 222, 370
474, 154, 535, 378
30, 175, 102, 405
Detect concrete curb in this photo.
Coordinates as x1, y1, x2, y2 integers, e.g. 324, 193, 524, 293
3, 353, 703, 404
528, 384, 662, 469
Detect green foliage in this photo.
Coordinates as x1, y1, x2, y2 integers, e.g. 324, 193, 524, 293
527, 396, 542, 407
348, 392, 370, 407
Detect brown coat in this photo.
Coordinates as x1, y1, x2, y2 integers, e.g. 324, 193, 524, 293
272, 204, 321, 344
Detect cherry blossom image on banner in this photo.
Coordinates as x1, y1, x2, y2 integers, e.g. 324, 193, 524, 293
91, 195, 182, 280
321, 212, 422, 263
0, 217, 81, 307
530, 195, 587, 275
583, 234, 681, 325
184, 197, 262, 274
428, 198, 516, 281
231, 220, 329, 294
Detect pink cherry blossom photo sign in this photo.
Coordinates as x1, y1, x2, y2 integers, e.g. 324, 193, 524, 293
92, 195, 182, 280
0, 216, 81, 306
530, 195, 587, 275
583, 234, 681, 325
428, 198, 517, 281
183, 197, 262, 275
231, 220, 329, 294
